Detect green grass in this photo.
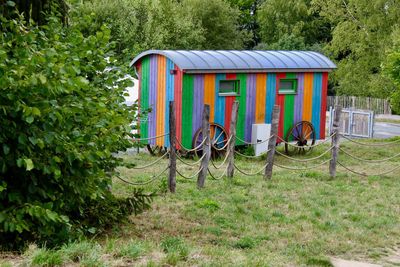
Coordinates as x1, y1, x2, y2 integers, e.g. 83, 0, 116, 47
3, 138, 400, 266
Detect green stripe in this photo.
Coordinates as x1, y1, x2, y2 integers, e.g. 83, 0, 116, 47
140, 57, 150, 142
284, 73, 296, 140
182, 74, 194, 148
236, 73, 247, 145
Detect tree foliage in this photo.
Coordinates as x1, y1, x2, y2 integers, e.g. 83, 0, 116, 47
76, 0, 249, 61
0, 11, 151, 247
312, 0, 400, 98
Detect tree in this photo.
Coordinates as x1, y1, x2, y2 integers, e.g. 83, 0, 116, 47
257, 0, 331, 49
0, 10, 151, 247
312, 0, 400, 98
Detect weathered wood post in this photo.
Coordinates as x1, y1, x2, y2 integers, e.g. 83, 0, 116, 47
197, 105, 211, 188
329, 105, 342, 178
168, 101, 177, 193
264, 105, 280, 180
227, 101, 239, 178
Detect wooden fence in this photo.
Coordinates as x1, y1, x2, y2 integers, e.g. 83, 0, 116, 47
327, 96, 391, 115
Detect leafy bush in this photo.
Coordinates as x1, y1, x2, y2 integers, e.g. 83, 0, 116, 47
0, 10, 151, 248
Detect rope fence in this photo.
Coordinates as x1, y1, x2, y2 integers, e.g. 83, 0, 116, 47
115, 102, 400, 192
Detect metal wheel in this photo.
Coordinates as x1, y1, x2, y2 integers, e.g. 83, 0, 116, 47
146, 144, 167, 156
284, 121, 316, 155
192, 123, 228, 159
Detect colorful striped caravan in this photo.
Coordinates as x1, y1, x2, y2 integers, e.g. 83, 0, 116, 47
131, 50, 336, 148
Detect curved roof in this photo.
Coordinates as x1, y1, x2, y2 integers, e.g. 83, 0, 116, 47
130, 50, 336, 73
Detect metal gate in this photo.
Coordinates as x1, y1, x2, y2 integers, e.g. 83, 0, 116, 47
328, 107, 374, 138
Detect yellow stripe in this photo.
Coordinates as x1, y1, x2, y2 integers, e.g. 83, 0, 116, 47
302, 73, 313, 122
255, 73, 267, 123
204, 74, 215, 122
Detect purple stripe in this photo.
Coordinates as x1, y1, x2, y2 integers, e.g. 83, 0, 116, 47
192, 75, 204, 138
294, 73, 304, 124
149, 55, 158, 145
245, 74, 256, 141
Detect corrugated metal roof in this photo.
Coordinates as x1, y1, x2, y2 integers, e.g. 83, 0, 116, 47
130, 50, 336, 73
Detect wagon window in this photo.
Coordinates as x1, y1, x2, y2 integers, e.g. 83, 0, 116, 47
219, 80, 240, 95
279, 78, 298, 94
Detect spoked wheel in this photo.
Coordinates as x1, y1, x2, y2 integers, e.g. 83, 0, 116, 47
146, 144, 167, 156
192, 123, 228, 159
284, 121, 316, 155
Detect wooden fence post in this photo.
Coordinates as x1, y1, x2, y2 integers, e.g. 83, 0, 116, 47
329, 105, 342, 178
168, 101, 177, 193
227, 101, 239, 178
264, 105, 280, 180
197, 105, 210, 188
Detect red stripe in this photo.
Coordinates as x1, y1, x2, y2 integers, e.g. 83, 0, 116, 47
174, 65, 182, 149
224, 74, 237, 133
320, 72, 328, 139
276, 73, 286, 142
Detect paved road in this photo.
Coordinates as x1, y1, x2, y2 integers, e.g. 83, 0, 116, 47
373, 122, 400, 139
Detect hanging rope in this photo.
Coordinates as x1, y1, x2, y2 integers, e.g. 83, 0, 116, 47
275, 146, 333, 162
176, 153, 206, 167
210, 150, 230, 169
132, 133, 169, 142
175, 137, 206, 152
275, 134, 335, 149
130, 151, 169, 169
339, 148, 400, 163
233, 163, 269, 176
176, 167, 204, 179
235, 135, 275, 145
337, 161, 400, 177
234, 149, 270, 159
274, 159, 331, 171
115, 165, 169, 185
340, 135, 400, 146
213, 135, 233, 151
207, 167, 228, 180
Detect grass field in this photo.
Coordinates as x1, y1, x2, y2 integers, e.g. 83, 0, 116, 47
2, 138, 400, 266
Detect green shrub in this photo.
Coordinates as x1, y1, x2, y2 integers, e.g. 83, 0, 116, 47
0, 9, 152, 248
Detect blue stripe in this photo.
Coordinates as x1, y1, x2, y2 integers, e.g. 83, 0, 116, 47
311, 73, 322, 139
265, 73, 276, 123
214, 74, 226, 126
165, 59, 175, 147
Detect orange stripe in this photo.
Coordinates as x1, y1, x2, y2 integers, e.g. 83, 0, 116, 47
255, 73, 267, 123
156, 56, 166, 146
302, 73, 313, 122
204, 74, 215, 122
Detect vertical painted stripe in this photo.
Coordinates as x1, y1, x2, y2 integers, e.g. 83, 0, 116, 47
265, 73, 276, 123
236, 73, 247, 145
156, 55, 166, 146
140, 57, 149, 143
174, 66, 183, 149
204, 74, 215, 122
245, 74, 256, 141
283, 73, 296, 139
215, 74, 226, 126
182, 74, 194, 148
294, 73, 304, 124
165, 59, 175, 147
224, 73, 236, 133
320, 73, 328, 139
255, 73, 267, 123
149, 55, 158, 145
135, 60, 142, 138
302, 73, 314, 123
312, 73, 322, 139
276, 73, 286, 140
192, 75, 205, 138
